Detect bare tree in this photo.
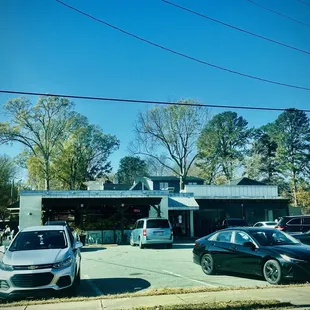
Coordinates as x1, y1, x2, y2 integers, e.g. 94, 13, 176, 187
130, 100, 208, 190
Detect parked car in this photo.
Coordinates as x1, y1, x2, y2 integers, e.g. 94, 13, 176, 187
275, 215, 310, 233
0, 225, 82, 299
253, 221, 277, 228
45, 221, 74, 232
130, 218, 173, 249
289, 230, 310, 245
193, 227, 310, 284
216, 218, 248, 230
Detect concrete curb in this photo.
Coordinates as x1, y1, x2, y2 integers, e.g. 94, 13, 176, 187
1, 286, 310, 310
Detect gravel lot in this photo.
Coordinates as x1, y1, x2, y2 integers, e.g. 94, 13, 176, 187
78, 243, 270, 296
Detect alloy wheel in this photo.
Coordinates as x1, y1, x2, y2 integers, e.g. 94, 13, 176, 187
263, 260, 282, 284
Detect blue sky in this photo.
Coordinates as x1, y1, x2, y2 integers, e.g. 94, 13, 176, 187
0, 0, 309, 174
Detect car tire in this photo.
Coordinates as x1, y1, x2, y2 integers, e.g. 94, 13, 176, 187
263, 259, 282, 285
201, 253, 216, 275
166, 243, 172, 249
139, 238, 144, 249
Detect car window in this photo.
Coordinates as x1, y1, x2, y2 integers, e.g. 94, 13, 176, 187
146, 220, 170, 229
251, 230, 300, 246
303, 218, 310, 225
266, 222, 276, 226
287, 218, 301, 225
9, 230, 67, 251
211, 231, 232, 243
137, 221, 144, 229
67, 229, 75, 247
254, 223, 262, 227
233, 231, 254, 245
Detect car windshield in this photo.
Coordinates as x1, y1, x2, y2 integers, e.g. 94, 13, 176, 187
147, 220, 170, 229
250, 230, 300, 246
9, 230, 67, 251
227, 219, 247, 226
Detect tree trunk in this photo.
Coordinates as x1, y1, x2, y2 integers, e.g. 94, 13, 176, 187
179, 176, 185, 191
292, 171, 298, 207
44, 158, 50, 190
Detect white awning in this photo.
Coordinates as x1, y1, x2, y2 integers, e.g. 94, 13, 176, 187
168, 197, 199, 210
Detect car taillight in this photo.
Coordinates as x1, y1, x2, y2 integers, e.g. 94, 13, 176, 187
276, 225, 285, 231
143, 229, 147, 236
194, 242, 199, 247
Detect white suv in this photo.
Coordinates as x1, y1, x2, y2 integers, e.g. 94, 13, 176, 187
0, 225, 82, 299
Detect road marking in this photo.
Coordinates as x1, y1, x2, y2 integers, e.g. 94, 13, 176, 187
162, 270, 216, 287
83, 274, 104, 296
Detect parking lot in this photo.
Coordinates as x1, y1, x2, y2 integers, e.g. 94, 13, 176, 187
78, 243, 270, 297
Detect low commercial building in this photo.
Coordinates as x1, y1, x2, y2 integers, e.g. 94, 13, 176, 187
18, 177, 289, 241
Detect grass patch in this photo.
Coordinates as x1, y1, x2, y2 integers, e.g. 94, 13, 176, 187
130, 300, 293, 310
0, 283, 308, 308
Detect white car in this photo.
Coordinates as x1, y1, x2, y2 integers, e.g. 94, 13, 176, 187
0, 225, 82, 299
253, 221, 277, 228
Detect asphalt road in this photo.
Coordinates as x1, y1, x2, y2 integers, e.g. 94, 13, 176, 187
78, 243, 270, 297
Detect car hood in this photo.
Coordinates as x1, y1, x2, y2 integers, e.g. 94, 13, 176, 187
3, 248, 69, 266
269, 244, 310, 260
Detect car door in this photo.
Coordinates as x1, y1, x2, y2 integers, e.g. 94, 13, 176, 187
209, 230, 234, 271
230, 231, 262, 275
134, 220, 144, 242
67, 228, 80, 275
286, 217, 302, 233
301, 217, 310, 233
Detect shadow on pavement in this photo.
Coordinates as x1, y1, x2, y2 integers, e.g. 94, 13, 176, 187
172, 244, 194, 249
81, 247, 106, 252
79, 277, 150, 296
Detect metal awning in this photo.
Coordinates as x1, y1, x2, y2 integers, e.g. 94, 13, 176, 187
168, 197, 199, 210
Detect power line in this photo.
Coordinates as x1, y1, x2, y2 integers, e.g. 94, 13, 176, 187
1, 89, 310, 113
55, 0, 310, 91
297, 0, 310, 7
247, 0, 310, 28
162, 0, 310, 56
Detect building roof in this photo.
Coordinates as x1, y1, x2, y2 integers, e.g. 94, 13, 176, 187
147, 176, 204, 182
103, 184, 131, 190
229, 177, 266, 186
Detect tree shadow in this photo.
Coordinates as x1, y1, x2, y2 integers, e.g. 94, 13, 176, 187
79, 277, 151, 297
81, 247, 106, 252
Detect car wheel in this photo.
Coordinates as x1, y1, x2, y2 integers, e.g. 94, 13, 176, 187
263, 259, 282, 285
201, 253, 216, 275
139, 238, 144, 249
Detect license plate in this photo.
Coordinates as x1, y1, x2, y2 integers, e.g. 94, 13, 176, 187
154, 231, 163, 235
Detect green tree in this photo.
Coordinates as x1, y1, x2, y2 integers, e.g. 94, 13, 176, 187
0, 156, 17, 222
197, 111, 251, 182
268, 109, 310, 206
131, 100, 208, 189
0, 96, 76, 190
116, 156, 149, 185
245, 129, 279, 183
53, 118, 120, 190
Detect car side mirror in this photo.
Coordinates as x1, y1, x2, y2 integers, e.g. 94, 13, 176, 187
74, 241, 83, 249
243, 241, 256, 250
0, 245, 7, 254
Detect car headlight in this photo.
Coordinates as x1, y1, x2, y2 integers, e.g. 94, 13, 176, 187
0, 261, 13, 272
280, 254, 306, 263
52, 257, 73, 269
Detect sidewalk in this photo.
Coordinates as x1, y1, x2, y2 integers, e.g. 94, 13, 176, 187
1, 286, 310, 310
